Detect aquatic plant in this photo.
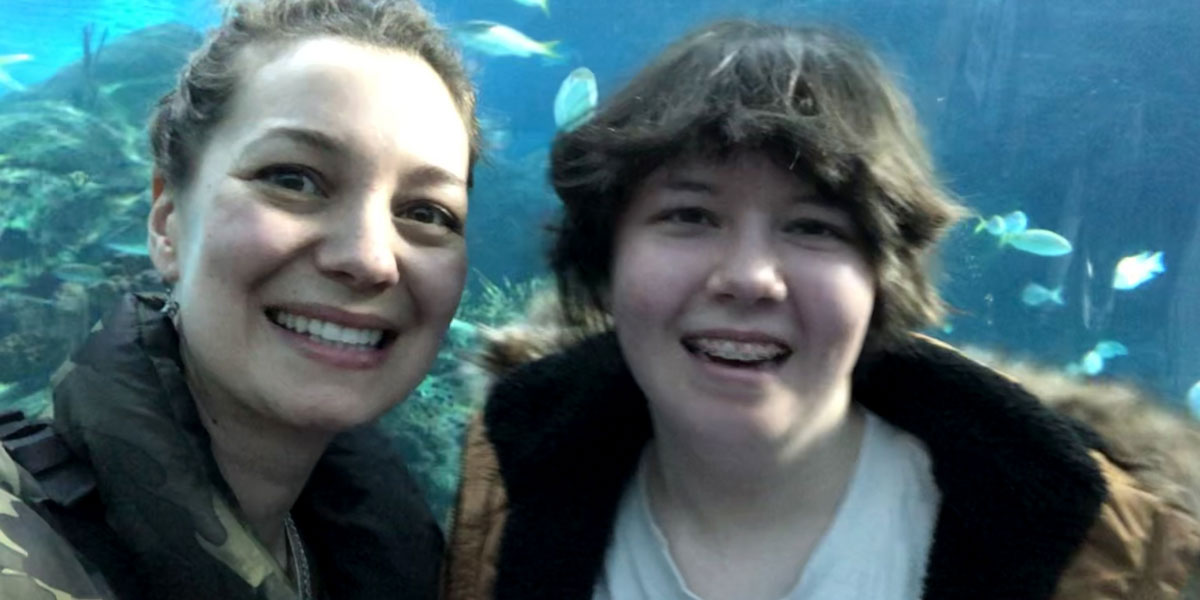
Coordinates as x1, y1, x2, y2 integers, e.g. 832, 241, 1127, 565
77, 23, 109, 110
381, 272, 551, 529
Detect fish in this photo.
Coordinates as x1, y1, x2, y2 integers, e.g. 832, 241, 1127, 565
974, 215, 1006, 235
105, 242, 150, 256
973, 210, 1026, 236
1020, 283, 1064, 307
1001, 229, 1073, 257
554, 67, 597, 132
1112, 250, 1165, 290
1074, 341, 1128, 377
514, 0, 550, 16
51, 262, 106, 284
1188, 380, 1200, 420
1001, 210, 1028, 234
453, 21, 560, 59
478, 114, 512, 151
1, 290, 55, 307
101, 220, 151, 257
449, 317, 478, 340
1081, 350, 1104, 376
0, 53, 32, 92
1093, 340, 1128, 359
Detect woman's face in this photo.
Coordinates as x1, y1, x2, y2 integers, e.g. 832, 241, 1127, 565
148, 37, 470, 431
609, 150, 875, 445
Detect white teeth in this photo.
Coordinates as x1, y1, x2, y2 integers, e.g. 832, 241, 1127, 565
270, 310, 385, 348
690, 338, 788, 362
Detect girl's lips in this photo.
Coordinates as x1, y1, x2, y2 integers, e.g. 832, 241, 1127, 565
269, 315, 391, 370
681, 340, 787, 394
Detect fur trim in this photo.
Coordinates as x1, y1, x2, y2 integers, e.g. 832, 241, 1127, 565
963, 346, 1200, 519
483, 332, 1107, 600
470, 287, 1200, 524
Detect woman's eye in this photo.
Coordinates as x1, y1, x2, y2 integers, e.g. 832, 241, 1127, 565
398, 202, 461, 233
257, 165, 322, 196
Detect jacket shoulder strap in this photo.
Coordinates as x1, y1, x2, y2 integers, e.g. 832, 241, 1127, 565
0, 409, 142, 599
0, 409, 96, 507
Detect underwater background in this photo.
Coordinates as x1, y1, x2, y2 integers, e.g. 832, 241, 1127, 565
0, 0, 1197, 525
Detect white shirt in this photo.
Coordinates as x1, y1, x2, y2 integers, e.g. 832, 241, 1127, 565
593, 411, 941, 600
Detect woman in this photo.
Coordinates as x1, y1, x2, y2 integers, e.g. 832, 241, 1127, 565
444, 20, 1200, 600
0, 0, 477, 598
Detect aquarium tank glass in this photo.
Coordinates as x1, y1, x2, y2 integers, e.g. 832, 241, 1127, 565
0, 0, 1197, 525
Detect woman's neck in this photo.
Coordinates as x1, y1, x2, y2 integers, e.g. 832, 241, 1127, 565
189, 374, 333, 566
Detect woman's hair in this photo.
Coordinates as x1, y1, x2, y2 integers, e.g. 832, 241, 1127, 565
548, 19, 966, 349
149, 0, 479, 191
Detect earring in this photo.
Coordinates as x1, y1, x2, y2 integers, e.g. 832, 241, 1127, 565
161, 288, 180, 320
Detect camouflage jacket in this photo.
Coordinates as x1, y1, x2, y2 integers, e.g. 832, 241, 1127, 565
0, 293, 443, 599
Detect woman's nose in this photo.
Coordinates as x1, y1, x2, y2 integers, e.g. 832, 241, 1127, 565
315, 200, 401, 290
705, 235, 788, 305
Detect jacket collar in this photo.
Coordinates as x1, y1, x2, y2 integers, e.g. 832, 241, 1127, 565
484, 332, 1107, 600
51, 293, 442, 600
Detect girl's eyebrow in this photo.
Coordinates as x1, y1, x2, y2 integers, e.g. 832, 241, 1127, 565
662, 173, 715, 193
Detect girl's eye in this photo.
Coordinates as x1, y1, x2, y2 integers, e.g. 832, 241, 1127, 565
659, 207, 716, 226
257, 165, 322, 196
398, 202, 462, 233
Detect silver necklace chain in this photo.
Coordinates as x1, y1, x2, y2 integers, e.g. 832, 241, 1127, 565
283, 513, 314, 600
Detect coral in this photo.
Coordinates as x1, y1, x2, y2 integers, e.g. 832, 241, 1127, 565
457, 273, 552, 327
0, 331, 68, 383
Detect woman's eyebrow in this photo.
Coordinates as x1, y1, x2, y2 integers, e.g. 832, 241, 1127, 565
402, 164, 467, 190
240, 126, 354, 159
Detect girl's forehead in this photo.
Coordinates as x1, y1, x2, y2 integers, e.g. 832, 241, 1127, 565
651, 150, 825, 198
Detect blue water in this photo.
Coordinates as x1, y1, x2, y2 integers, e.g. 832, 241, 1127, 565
1, 0, 1198, 408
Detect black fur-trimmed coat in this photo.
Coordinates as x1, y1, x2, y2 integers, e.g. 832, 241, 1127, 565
443, 331, 1200, 600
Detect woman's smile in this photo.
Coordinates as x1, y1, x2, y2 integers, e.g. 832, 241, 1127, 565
265, 305, 398, 370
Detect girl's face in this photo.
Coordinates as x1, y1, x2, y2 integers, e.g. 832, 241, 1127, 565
149, 37, 470, 431
609, 150, 876, 445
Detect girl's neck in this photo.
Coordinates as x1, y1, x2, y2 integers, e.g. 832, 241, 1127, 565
644, 399, 868, 600
647, 398, 867, 542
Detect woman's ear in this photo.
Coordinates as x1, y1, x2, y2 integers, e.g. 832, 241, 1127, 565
148, 172, 181, 284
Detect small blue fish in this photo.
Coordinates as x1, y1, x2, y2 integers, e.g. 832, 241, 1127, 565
1188, 380, 1200, 420
1020, 283, 1064, 307
105, 242, 149, 256
100, 221, 150, 257
1081, 350, 1104, 376
0, 53, 33, 92
513, 0, 550, 16
974, 215, 1006, 236
478, 114, 512, 151
1093, 340, 1128, 359
1002, 210, 1028, 234
51, 263, 106, 284
1002, 229, 1073, 257
973, 210, 1026, 237
1112, 250, 1165, 290
554, 67, 597, 132
454, 21, 560, 59
1, 291, 54, 307
449, 318, 478, 339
